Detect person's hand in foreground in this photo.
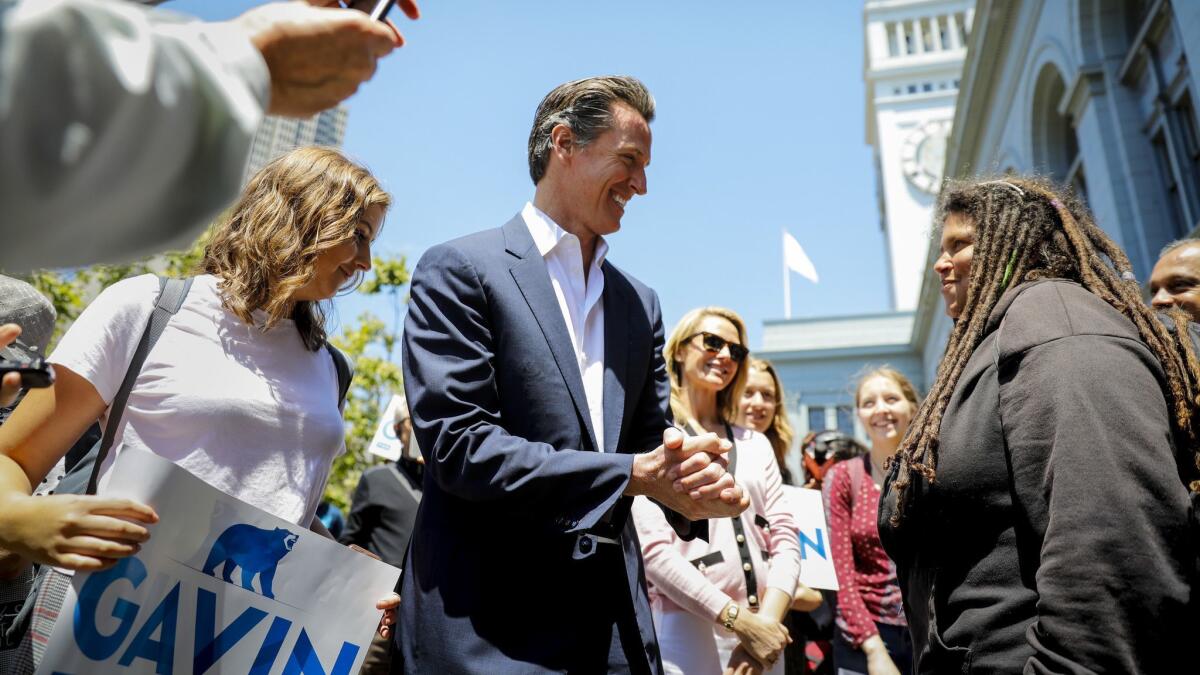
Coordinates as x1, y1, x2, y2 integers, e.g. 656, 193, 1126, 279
238, 0, 419, 117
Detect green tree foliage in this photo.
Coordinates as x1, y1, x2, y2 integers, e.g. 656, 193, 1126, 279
326, 255, 412, 511
17, 243, 410, 514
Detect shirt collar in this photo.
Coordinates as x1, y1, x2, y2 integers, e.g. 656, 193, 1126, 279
521, 202, 609, 269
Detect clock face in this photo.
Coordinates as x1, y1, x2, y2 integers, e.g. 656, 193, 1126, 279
900, 119, 952, 194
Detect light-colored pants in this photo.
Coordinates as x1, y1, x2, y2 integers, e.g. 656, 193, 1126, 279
655, 606, 785, 675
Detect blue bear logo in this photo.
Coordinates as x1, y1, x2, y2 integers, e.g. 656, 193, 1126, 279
201, 524, 299, 599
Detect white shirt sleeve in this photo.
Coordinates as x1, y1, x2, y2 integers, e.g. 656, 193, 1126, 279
48, 274, 160, 405
0, 0, 269, 272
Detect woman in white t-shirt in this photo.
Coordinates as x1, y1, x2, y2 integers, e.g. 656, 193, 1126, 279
0, 147, 398, 641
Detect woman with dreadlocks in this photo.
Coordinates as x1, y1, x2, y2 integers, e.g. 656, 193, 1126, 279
877, 177, 1200, 673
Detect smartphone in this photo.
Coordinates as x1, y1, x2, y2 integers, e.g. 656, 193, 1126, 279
369, 0, 396, 21
0, 357, 55, 389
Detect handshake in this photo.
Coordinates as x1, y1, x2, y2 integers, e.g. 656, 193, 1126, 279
625, 427, 750, 520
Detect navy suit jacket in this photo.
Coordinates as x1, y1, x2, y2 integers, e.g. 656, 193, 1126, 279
399, 215, 685, 673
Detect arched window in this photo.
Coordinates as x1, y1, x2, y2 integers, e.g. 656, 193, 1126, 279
1031, 64, 1087, 198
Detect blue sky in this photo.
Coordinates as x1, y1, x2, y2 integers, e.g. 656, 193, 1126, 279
176, 1, 889, 348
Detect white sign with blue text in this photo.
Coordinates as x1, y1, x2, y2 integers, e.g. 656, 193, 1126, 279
37, 449, 401, 675
781, 486, 839, 591
367, 394, 406, 461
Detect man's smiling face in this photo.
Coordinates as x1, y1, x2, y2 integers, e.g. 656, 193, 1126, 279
1151, 241, 1200, 322
558, 101, 651, 239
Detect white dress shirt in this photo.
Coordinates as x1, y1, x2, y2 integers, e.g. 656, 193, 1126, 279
522, 202, 608, 452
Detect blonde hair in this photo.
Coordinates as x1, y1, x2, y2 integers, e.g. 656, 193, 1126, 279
202, 147, 391, 351
854, 366, 920, 411
742, 358, 795, 469
665, 306, 750, 426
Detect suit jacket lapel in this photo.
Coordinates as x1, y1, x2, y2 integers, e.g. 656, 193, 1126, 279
504, 216, 600, 452
602, 263, 630, 455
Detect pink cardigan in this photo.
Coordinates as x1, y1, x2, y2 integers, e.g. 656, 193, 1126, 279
632, 426, 802, 621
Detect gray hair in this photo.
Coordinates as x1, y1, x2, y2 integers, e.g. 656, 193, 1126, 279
527, 75, 655, 185
1159, 237, 1200, 259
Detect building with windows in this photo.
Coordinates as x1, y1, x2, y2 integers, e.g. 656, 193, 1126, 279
242, 106, 350, 183
761, 0, 1200, 463
759, 0, 972, 461
947, 0, 1199, 280
866, 0, 975, 312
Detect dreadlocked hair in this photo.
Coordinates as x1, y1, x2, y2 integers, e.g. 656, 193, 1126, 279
889, 176, 1200, 526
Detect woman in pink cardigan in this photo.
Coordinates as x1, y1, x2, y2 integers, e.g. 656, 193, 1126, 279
633, 307, 801, 675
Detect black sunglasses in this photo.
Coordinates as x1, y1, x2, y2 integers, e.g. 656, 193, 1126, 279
686, 332, 749, 363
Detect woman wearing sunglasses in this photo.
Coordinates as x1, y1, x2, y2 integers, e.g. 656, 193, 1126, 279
633, 307, 800, 674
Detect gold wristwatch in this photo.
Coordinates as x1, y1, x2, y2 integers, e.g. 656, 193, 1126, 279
721, 604, 740, 632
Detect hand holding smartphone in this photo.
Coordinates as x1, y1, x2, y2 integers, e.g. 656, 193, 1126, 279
369, 0, 396, 21
336, 0, 419, 23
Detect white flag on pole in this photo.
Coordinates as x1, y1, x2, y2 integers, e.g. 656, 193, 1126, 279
783, 231, 819, 283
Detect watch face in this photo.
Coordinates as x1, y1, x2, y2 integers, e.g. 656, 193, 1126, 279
901, 119, 952, 194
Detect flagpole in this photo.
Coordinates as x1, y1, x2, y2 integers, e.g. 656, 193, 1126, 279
783, 231, 791, 319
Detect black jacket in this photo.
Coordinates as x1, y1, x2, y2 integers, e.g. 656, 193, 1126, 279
879, 279, 1198, 674
339, 461, 423, 566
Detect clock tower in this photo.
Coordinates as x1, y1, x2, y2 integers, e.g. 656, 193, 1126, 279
864, 0, 973, 311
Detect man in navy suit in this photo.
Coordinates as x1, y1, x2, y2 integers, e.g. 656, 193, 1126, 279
399, 75, 749, 674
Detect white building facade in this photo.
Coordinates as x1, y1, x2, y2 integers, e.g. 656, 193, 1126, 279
759, 0, 972, 447
761, 0, 1200, 453
945, 0, 1199, 278
866, 0, 974, 311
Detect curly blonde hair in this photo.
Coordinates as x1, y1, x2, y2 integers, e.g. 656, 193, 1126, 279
665, 306, 750, 427
201, 147, 391, 351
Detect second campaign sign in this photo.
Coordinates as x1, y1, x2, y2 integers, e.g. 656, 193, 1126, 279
38, 449, 401, 675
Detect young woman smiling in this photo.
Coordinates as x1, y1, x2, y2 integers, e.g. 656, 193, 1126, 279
737, 357, 830, 675
823, 368, 916, 675
0, 147, 396, 668
633, 307, 800, 675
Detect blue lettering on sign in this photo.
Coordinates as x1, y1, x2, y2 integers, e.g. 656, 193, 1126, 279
250, 616, 293, 675
118, 581, 180, 674
282, 628, 360, 675
72, 565, 363, 672
194, 588, 267, 674
74, 556, 147, 660
799, 528, 827, 560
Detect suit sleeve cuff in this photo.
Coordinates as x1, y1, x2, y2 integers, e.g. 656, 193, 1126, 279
564, 452, 635, 534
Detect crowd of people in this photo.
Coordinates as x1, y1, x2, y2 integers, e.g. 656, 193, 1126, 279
1, 2, 1200, 674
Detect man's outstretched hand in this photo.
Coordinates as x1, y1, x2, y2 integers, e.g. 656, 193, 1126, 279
626, 427, 749, 520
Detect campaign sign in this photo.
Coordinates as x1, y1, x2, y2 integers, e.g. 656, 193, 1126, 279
38, 449, 401, 675
781, 486, 839, 591
367, 395, 406, 461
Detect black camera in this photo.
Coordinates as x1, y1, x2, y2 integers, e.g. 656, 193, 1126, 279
0, 355, 55, 389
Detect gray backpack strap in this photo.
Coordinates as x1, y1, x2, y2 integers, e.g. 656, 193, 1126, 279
85, 276, 192, 494
324, 343, 353, 407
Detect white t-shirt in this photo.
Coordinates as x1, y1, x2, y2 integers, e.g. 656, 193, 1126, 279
50, 274, 346, 525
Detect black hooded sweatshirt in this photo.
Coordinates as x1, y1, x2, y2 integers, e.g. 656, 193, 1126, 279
879, 279, 1198, 674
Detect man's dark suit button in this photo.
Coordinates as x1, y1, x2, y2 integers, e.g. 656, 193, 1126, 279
579, 537, 593, 553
